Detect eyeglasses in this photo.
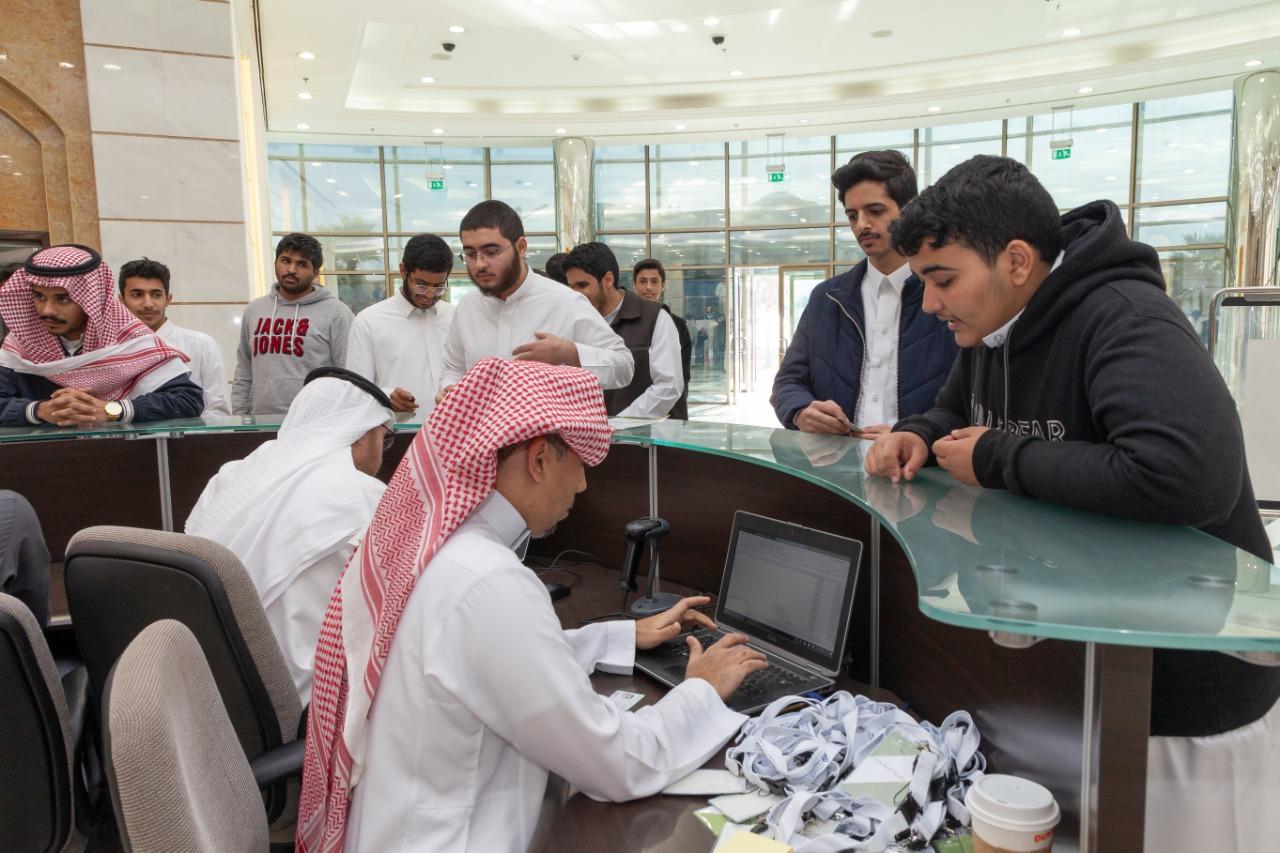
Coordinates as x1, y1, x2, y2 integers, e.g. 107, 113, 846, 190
459, 242, 516, 265
407, 278, 448, 294
380, 425, 396, 450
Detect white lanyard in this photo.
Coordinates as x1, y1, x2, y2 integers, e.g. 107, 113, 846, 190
724, 692, 986, 850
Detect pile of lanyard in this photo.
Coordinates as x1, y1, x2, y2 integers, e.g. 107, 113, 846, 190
724, 692, 986, 851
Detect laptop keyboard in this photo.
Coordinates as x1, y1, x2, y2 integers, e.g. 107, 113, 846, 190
669, 629, 813, 701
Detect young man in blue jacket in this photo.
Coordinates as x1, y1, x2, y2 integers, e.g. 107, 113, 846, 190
772, 150, 958, 435
0, 245, 202, 426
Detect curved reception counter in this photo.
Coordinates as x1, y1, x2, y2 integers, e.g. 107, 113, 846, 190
4, 416, 1279, 852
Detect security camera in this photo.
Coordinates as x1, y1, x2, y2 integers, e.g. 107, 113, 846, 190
442, 42, 456, 52
711, 34, 726, 46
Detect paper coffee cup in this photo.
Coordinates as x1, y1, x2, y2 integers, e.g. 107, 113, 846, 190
965, 774, 1060, 853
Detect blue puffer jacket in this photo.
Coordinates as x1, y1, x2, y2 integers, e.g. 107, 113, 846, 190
771, 260, 959, 429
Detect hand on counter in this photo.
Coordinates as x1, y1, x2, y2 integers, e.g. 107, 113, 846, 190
40, 388, 111, 426
865, 431, 928, 482
794, 400, 849, 434
634, 595, 717, 649
685, 633, 767, 701
933, 427, 990, 487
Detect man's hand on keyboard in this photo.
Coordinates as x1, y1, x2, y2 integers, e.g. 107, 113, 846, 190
634, 596, 718, 650
684, 633, 768, 701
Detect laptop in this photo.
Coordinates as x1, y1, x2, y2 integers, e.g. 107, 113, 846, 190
634, 511, 863, 715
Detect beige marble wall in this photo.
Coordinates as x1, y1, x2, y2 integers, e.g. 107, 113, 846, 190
0, 0, 100, 244
80, 0, 254, 377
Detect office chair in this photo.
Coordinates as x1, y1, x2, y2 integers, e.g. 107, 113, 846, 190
103, 619, 294, 853
0, 592, 89, 853
64, 526, 304, 825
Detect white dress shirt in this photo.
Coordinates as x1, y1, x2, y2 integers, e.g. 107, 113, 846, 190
156, 320, 231, 416
604, 298, 684, 418
346, 292, 454, 416
441, 269, 634, 390
855, 261, 912, 429
344, 492, 747, 853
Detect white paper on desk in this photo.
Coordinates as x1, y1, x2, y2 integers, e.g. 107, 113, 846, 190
662, 769, 748, 796
710, 790, 785, 823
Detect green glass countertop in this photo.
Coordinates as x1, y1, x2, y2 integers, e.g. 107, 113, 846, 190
5, 417, 1279, 652
613, 421, 1280, 653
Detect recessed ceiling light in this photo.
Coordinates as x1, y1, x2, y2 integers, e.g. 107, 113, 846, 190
871, 30, 893, 38
432, 127, 445, 134
729, 69, 743, 77
338, 191, 349, 197
296, 123, 310, 130
103, 63, 122, 71
448, 25, 466, 34
554, 127, 567, 134
1245, 59, 1263, 67
673, 123, 686, 130
298, 51, 316, 60
325, 178, 337, 183
703, 17, 720, 26
799, 118, 809, 123
1105, 175, 1117, 181
1077, 86, 1094, 94
0, 53, 8, 60
927, 105, 942, 112
12, 171, 22, 177
311, 161, 322, 167
443, 164, 453, 170
297, 91, 312, 100
1062, 27, 1081, 37
59, 61, 75, 69
529, 0, 548, 5
1185, 168, 1196, 174
420, 76, 436, 83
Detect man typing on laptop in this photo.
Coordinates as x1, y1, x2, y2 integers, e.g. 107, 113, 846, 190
298, 359, 765, 853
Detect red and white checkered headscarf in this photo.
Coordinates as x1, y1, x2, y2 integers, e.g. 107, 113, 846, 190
297, 357, 612, 852
0, 245, 186, 399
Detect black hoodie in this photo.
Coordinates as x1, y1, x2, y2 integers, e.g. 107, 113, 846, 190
896, 200, 1279, 737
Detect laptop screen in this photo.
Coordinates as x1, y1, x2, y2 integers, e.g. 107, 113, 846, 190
716, 512, 863, 675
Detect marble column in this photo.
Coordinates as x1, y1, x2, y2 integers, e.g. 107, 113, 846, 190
1227, 69, 1280, 288
554, 137, 594, 252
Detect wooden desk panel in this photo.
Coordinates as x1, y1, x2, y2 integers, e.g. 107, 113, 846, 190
0, 438, 162, 561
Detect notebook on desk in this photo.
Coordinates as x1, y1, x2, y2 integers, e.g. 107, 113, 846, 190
634, 511, 863, 715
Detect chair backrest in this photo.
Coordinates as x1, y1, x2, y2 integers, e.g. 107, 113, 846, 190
63, 526, 301, 820
0, 593, 82, 853
104, 619, 268, 853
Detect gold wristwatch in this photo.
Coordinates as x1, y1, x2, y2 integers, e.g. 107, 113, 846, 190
104, 401, 124, 422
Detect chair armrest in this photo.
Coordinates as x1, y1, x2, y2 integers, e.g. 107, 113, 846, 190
249, 739, 306, 789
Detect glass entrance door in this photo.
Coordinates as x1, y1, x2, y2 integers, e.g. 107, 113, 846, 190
780, 266, 827, 349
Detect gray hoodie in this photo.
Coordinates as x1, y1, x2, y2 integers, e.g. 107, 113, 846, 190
231, 284, 354, 415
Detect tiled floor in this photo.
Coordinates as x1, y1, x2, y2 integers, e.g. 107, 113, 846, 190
684, 365, 780, 428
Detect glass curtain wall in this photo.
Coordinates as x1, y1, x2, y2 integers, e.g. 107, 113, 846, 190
594, 91, 1233, 412
268, 144, 557, 313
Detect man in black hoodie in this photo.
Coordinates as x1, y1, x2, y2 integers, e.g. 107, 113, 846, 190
865, 155, 1279, 849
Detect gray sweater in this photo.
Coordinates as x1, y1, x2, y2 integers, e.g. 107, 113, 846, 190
231, 284, 354, 415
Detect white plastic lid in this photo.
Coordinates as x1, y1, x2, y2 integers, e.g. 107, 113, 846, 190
965, 774, 1061, 830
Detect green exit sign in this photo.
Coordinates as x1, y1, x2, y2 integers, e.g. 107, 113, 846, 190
429, 179, 445, 190
768, 171, 785, 183
1051, 148, 1072, 160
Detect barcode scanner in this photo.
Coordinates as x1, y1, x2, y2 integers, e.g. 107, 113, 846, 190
619, 517, 681, 617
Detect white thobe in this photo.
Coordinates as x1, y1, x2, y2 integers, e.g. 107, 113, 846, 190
344, 492, 746, 853
264, 539, 354, 705
603, 300, 684, 419
441, 270, 634, 390
346, 293, 454, 417
157, 320, 232, 416
854, 262, 910, 429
